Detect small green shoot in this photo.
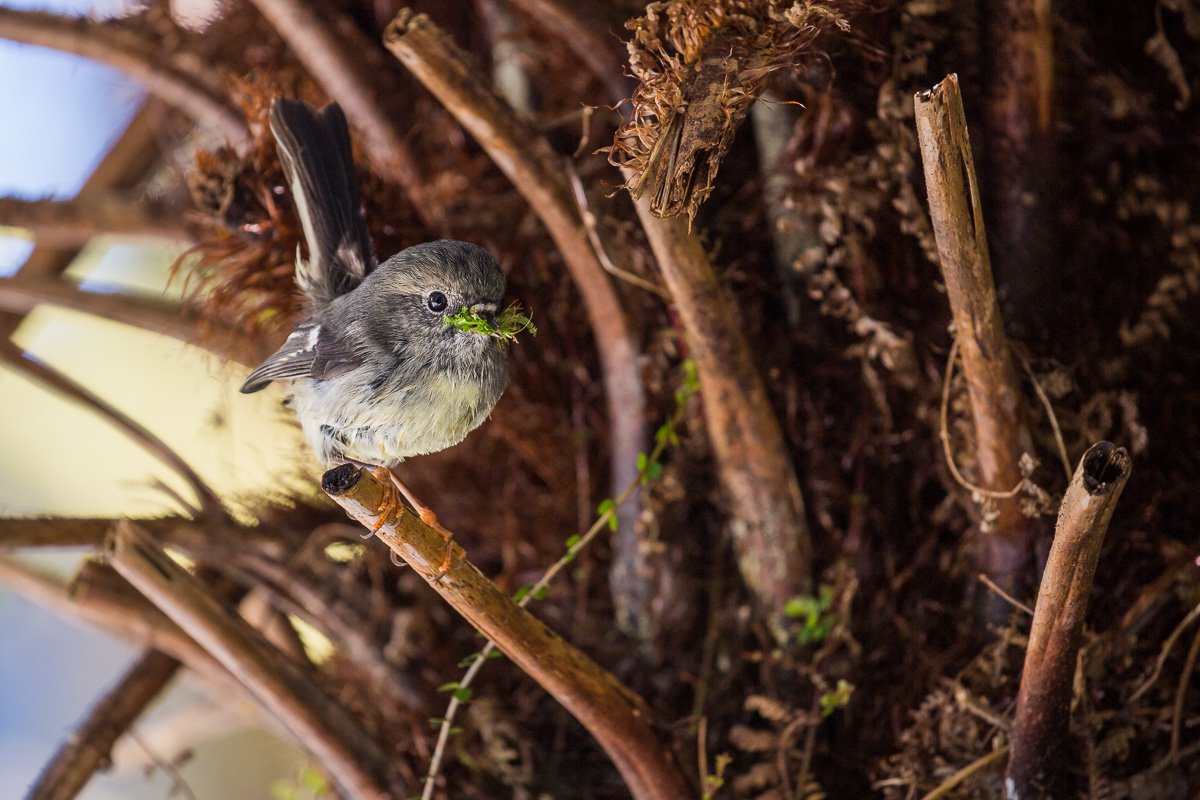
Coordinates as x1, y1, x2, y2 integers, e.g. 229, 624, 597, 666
819, 679, 854, 717
443, 302, 537, 341
783, 585, 837, 646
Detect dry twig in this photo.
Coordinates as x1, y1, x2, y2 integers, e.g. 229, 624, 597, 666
1007, 442, 1132, 798
321, 464, 692, 800
915, 73, 1038, 598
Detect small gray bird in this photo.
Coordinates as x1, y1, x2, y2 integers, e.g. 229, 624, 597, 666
240, 98, 510, 533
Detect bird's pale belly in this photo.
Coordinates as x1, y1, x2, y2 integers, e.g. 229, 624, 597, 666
292, 370, 491, 468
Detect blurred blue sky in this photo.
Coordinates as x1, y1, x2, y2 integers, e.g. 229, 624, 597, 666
0, 0, 141, 274
1, 3, 311, 796
0, 3, 147, 795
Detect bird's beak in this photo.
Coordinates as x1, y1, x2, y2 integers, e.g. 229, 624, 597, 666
471, 304, 500, 332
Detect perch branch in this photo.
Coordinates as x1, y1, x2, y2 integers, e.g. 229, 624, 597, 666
626, 188, 811, 627
0, 8, 249, 151
383, 9, 651, 629
1007, 443, 1131, 798
0, 195, 191, 248
321, 464, 692, 800
105, 521, 395, 800
245, 0, 438, 226
0, 276, 256, 366
915, 74, 1037, 598
27, 650, 181, 800
0, 339, 221, 517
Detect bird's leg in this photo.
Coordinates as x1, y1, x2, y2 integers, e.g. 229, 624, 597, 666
382, 468, 459, 580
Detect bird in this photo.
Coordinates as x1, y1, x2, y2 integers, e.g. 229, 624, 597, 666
240, 97, 511, 562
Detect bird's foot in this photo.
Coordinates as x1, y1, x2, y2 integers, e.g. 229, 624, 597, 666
368, 466, 404, 534
375, 467, 461, 581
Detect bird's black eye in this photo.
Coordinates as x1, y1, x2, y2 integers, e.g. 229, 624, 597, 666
427, 291, 448, 312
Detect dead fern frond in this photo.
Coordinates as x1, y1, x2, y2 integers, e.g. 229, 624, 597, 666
609, 0, 847, 221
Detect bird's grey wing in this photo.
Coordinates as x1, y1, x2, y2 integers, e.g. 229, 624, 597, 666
239, 321, 363, 393
270, 98, 376, 306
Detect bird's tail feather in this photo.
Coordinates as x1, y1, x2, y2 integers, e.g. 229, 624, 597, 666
269, 98, 376, 305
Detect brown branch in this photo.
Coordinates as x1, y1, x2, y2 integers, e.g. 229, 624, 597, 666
506, 0, 632, 104
0, 516, 284, 561
1007, 442, 1131, 798
0, 276, 258, 366
105, 520, 396, 800
627, 189, 811, 629
321, 465, 692, 800
0, 195, 191, 248
0, 8, 249, 151
980, 0, 1056, 314
382, 9, 650, 624
914, 74, 1038, 599
0, 339, 221, 516
27, 650, 181, 800
245, 0, 438, 226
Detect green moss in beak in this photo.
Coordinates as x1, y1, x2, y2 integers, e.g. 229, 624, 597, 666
444, 303, 538, 341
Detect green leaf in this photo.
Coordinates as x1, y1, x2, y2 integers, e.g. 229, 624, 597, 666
636, 452, 648, 472
453, 687, 473, 703
512, 585, 532, 603
533, 585, 549, 601
565, 534, 581, 548
457, 653, 480, 669
437, 682, 460, 693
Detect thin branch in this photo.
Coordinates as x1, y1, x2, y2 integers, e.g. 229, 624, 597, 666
919, 745, 1009, 800
27, 650, 181, 800
0, 8, 249, 151
0, 275, 257, 366
0, 516, 284, 562
244, 0, 439, 226
625, 185, 812, 630
914, 74, 1038, 599
383, 9, 650, 626
0, 339, 221, 517
105, 521, 396, 800
321, 465, 692, 800
1007, 442, 1132, 798
0, 195, 192, 248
